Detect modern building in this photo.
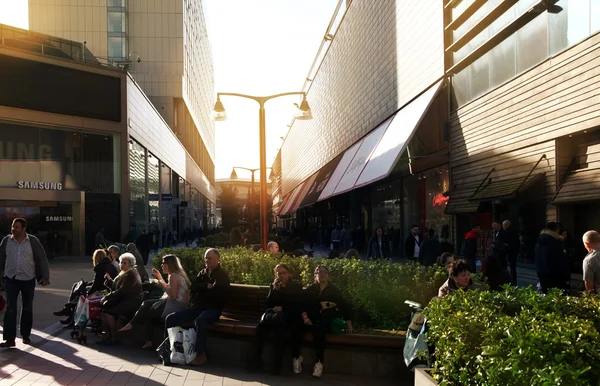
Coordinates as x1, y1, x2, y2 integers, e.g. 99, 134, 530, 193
0, 24, 215, 256
215, 178, 272, 229
28, 0, 216, 188
276, 0, 447, 253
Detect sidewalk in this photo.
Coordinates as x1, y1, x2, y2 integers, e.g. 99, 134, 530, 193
0, 324, 405, 386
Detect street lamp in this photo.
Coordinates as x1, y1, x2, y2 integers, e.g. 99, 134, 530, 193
230, 166, 272, 239
212, 92, 312, 250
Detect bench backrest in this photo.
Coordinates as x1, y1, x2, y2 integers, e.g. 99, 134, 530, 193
222, 284, 269, 322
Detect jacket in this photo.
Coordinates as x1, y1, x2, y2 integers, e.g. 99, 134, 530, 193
367, 236, 391, 259
438, 277, 482, 297
303, 282, 352, 323
404, 235, 421, 258
190, 265, 230, 310
266, 279, 302, 323
104, 268, 143, 303
420, 238, 442, 267
534, 229, 570, 285
0, 234, 50, 283
461, 231, 478, 260
88, 257, 119, 295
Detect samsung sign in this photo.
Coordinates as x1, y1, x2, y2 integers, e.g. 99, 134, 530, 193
17, 181, 63, 190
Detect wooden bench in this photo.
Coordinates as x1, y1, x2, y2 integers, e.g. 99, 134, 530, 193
205, 284, 406, 349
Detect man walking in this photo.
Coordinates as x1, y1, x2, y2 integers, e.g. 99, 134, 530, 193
0, 218, 50, 347
582, 230, 600, 293
404, 225, 421, 262
534, 222, 570, 294
461, 224, 480, 273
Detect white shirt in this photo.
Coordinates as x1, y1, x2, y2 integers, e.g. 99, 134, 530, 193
413, 236, 420, 258
5, 234, 36, 281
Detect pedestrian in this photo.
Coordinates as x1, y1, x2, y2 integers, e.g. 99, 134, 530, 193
404, 225, 421, 262
366, 227, 390, 260
419, 228, 442, 267
534, 222, 570, 294
127, 243, 149, 283
330, 227, 341, 251
136, 230, 151, 265
164, 248, 230, 366
95, 228, 106, 249
460, 224, 480, 273
502, 220, 519, 285
582, 230, 600, 294
267, 241, 280, 256
340, 225, 352, 252
0, 218, 50, 347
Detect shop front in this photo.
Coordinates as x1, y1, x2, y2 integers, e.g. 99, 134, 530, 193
0, 121, 120, 256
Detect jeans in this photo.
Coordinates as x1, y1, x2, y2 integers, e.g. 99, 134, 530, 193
164, 307, 221, 354
3, 277, 36, 341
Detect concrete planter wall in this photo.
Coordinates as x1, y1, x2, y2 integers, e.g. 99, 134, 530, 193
415, 368, 438, 386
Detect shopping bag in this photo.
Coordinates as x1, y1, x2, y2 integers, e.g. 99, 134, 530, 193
168, 327, 187, 365
156, 337, 172, 366
182, 327, 197, 364
87, 295, 103, 320
403, 322, 428, 368
73, 296, 89, 326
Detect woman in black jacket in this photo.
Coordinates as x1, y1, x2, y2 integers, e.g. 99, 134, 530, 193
366, 227, 391, 260
248, 263, 302, 375
295, 264, 353, 379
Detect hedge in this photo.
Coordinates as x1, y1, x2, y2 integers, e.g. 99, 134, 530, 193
154, 247, 449, 330
426, 286, 600, 386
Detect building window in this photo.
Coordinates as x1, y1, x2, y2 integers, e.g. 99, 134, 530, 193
108, 12, 125, 33
108, 37, 126, 59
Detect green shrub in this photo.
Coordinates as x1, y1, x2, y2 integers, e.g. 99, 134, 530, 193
426, 286, 600, 386
154, 247, 449, 330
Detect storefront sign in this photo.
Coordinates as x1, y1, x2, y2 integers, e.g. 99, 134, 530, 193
432, 193, 450, 207
17, 181, 63, 190
46, 216, 72, 222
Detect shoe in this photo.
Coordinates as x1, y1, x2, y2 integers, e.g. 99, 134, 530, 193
0, 341, 15, 348
22, 337, 31, 345
53, 307, 72, 317
60, 317, 73, 325
189, 353, 207, 366
312, 361, 323, 379
293, 356, 303, 374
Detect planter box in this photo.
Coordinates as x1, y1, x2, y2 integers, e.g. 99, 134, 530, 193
415, 368, 437, 386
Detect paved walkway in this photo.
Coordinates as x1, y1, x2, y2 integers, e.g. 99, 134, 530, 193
0, 323, 403, 386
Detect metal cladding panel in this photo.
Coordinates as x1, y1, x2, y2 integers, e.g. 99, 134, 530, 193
318, 139, 363, 202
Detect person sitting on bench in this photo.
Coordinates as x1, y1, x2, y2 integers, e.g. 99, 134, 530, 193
164, 248, 230, 366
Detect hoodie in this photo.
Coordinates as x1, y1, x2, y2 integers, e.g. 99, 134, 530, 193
534, 229, 570, 286
461, 230, 478, 259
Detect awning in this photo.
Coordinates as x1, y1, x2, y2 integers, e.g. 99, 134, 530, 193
355, 81, 443, 187
470, 173, 545, 201
552, 168, 600, 204
298, 153, 344, 209
286, 173, 318, 215
318, 80, 443, 201
277, 189, 298, 217
273, 192, 289, 216
445, 195, 480, 214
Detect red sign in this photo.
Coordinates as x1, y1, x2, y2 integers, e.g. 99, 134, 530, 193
432, 193, 449, 207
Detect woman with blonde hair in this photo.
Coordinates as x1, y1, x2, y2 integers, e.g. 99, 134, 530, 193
119, 254, 190, 349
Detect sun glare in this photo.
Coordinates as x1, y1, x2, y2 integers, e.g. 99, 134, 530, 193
0, 0, 28, 30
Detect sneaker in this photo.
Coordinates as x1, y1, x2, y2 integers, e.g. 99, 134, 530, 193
312, 361, 323, 379
293, 356, 303, 374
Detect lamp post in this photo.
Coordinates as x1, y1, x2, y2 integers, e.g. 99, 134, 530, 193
230, 166, 272, 239
212, 92, 312, 250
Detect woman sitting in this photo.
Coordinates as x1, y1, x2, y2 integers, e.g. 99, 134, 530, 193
52, 249, 119, 326
295, 264, 353, 379
438, 259, 482, 298
119, 254, 190, 349
97, 253, 143, 345
248, 264, 302, 375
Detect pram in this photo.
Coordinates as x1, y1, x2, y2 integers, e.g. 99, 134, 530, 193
403, 300, 430, 371
71, 295, 103, 344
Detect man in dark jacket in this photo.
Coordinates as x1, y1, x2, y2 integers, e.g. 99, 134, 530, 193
461, 224, 480, 273
164, 248, 230, 365
535, 222, 570, 294
420, 228, 442, 267
404, 225, 421, 262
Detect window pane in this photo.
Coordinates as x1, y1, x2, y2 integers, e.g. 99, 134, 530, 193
516, 13, 548, 73
108, 0, 124, 7
452, 68, 470, 108
489, 34, 516, 87
108, 12, 124, 33
469, 51, 490, 101
593, 0, 600, 33
108, 37, 123, 58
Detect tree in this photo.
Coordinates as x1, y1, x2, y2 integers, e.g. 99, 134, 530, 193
219, 185, 239, 233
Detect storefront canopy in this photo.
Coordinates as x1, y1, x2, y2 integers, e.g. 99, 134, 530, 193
552, 168, 600, 204
297, 153, 344, 209
445, 195, 481, 214
469, 173, 545, 202
286, 174, 318, 215
317, 80, 443, 202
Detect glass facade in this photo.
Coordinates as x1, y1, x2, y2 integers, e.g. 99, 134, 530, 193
452, 0, 600, 107
148, 152, 159, 232
129, 139, 146, 236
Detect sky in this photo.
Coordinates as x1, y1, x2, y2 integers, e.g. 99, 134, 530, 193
0, 0, 338, 181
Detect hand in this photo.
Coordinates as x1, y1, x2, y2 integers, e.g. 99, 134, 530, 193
273, 280, 281, 290
39, 280, 49, 286
272, 306, 283, 313
103, 273, 111, 280
346, 321, 353, 334
152, 268, 163, 281
207, 283, 214, 289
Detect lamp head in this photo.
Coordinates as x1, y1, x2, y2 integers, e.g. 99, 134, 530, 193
295, 98, 312, 120
211, 97, 227, 121
230, 169, 238, 180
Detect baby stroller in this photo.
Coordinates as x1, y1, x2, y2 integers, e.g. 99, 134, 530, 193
403, 300, 430, 371
71, 294, 103, 344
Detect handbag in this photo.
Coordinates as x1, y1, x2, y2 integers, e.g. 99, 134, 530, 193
260, 308, 285, 325
330, 318, 347, 334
